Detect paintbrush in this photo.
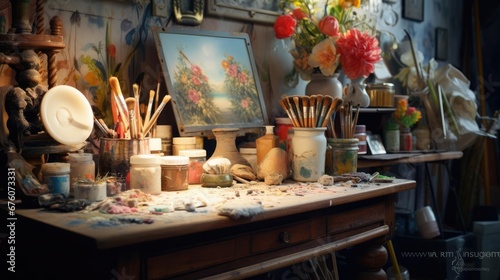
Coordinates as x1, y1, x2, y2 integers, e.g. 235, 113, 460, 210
279, 98, 299, 127
292, 96, 304, 127
112, 90, 129, 132
132, 83, 143, 133
109, 77, 129, 120
126, 97, 138, 139
144, 90, 155, 131
285, 97, 300, 127
301, 96, 309, 127
315, 95, 324, 127
317, 96, 332, 127
322, 97, 343, 128
142, 95, 171, 136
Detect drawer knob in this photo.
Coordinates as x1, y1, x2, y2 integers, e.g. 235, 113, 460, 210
279, 231, 291, 244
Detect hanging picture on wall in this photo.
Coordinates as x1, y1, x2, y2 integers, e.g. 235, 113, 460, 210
205, 0, 280, 25
402, 0, 424, 22
435, 27, 448, 61
153, 28, 267, 137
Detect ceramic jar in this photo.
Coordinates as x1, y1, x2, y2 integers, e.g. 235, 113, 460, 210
291, 127, 327, 182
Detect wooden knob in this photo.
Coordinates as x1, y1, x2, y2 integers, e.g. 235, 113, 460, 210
279, 231, 291, 244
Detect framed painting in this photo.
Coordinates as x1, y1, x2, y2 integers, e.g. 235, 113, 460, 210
402, 0, 424, 22
205, 0, 281, 25
367, 134, 387, 155
153, 28, 267, 137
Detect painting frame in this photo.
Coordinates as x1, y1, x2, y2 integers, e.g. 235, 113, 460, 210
367, 134, 387, 155
205, 0, 281, 25
402, 0, 424, 22
153, 28, 268, 137
435, 27, 448, 61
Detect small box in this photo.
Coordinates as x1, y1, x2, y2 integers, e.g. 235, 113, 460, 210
473, 221, 500, 280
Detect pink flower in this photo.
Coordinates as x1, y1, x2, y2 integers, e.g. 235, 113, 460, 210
318, 16, 339, 37
307, 38, 340, 76
406, 107, 416, 115
188, 89, 200, 104
241, 98, 249, 109
227, 64, 238, 77
292, 8, 308, 20
274, 14, 297, 39
336, 28, 381, 79
191, 64, 202, 76
192, 76, 201, 85
237, 72, 248, 84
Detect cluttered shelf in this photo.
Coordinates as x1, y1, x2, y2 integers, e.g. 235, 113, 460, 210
358, 151, 463, 169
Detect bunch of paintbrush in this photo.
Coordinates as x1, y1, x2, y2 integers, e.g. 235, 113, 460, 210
279, 95, 343, 128
108, 76, 171, 139
336, 101, 360, 139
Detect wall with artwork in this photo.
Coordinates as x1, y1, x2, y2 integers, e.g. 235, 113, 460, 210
0, 0, 465, 137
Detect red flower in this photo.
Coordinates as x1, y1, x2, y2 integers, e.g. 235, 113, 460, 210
274, 14, 297, 39
292, 8, 308, 20
107, 44, 116, 57
192, 76, 201, 86
318, 15, 339, 37
227, 64, 238, 77
241, 98, 249, 109
237, 72, 248, 84
336, 28, 381, 79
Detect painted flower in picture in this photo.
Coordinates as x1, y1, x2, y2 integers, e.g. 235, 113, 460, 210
274, 0, 382, 81
172, 49, 221, 125
221, 54, 263, 122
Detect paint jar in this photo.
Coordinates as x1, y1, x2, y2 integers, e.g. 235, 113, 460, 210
149, 138, 164, 156
68, 152, 95, 195
41, 162, 70, 198
178, 149, 206, 184
384, 121, 400, 153
98, 138, 150, 189
156, 125, 173, 155
239, 147, 257, 173
275, 117, 293, 151
160, 156, 189, 191
172, 137, 196, 155
400, 127, 413, 151
130, 155, 161, 194
105, 176, 126, 197
74, 181, 107, 202
256, 126, 279, 164
328, 138, 359, 175
353, 125, 367, 155
291, 127, 327, 182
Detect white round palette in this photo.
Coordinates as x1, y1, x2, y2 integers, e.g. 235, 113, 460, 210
40, 85, 93, 145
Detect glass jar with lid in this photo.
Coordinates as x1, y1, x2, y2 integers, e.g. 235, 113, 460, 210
178, 149, 206, 184
129, 155, 161, 194
160, 156, 189, 191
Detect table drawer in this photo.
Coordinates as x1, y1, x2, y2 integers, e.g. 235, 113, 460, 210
251, 217, 325, 253
327, 202, 386, 237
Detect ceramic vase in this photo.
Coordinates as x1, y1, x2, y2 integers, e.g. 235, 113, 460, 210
305, 73, 343, 99
343, 76, 370, 107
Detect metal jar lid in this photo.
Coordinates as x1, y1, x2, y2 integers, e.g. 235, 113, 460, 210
366, 83, 395, 91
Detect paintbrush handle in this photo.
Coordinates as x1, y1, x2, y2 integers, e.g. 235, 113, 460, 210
143, 96, 171, 136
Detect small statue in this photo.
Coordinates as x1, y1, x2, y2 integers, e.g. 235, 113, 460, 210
1, 49, 47, 152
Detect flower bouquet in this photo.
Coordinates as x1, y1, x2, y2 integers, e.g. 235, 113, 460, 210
392, 98, 422, 128
273, 0, 381, 81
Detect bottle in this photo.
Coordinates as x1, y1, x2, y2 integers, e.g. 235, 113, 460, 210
400, 127, 413, 151
129, 155, 161, 194
178, 149, 206, 184
353, 125, 367, 155
256, 126, 279, 164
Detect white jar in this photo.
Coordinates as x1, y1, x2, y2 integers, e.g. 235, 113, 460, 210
41, 162, 70, 197
129, 155, 161, 194
291, 127, 327, 182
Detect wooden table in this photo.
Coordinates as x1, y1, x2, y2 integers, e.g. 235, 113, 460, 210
12, 180, 415, 279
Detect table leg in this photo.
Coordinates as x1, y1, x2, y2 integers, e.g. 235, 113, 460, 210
347, 239, 388, 280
